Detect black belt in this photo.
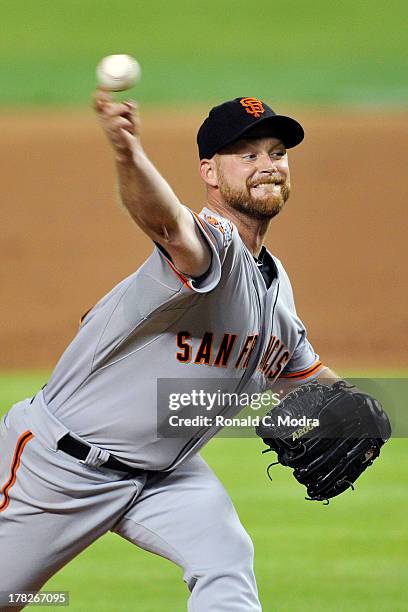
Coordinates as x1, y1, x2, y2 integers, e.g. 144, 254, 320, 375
57, 433, 146, 477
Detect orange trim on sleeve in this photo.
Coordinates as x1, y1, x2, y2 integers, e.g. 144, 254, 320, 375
0, 430, 34, 512
279, 360, 325, 380
79, 306, 92, 327
164, 259, 192, 289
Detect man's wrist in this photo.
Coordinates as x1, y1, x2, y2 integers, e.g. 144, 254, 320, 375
115, 141, 145, 166
115, 151, 134, 165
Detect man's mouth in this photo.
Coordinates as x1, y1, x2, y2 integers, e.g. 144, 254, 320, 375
251, 181, 282, 190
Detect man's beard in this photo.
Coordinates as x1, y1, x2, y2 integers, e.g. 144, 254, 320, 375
218, 172, 290, 220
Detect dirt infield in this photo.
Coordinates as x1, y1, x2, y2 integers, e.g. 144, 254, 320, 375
1, 109, 407, 369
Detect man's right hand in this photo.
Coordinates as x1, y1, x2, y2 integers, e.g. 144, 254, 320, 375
93, 88, 141, 163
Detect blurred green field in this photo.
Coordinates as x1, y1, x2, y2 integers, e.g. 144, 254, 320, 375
1, 372, 407, 611
1, 0, 407, 106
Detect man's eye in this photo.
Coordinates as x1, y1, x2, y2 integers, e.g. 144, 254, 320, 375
271, 150, 285, 158
243, 153, 256, 160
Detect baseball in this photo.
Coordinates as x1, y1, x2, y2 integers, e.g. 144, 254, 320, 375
96, 54, 141, 91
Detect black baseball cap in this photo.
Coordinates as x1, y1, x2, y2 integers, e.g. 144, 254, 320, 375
197, 97, 304, 159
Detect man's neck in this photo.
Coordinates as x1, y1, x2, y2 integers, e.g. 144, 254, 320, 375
205, 200, 270, 259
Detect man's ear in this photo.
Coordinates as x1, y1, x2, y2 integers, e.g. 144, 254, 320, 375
199, 158, 219, 187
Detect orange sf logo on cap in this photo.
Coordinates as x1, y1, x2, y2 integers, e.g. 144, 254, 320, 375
239, 97, 265, 118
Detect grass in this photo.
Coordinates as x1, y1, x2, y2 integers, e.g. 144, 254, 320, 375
1, 0, 407, 106
0, 371, 407, 610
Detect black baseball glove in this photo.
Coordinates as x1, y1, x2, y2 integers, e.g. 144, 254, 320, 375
255, 381, 391, 503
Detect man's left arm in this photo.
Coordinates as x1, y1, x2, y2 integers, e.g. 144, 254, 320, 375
315, 366, 341, 385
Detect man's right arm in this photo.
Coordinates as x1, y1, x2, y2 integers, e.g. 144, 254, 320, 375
94, 89, 211, 278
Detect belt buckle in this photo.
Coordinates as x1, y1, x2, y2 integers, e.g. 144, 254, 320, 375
79, 444, 110, 469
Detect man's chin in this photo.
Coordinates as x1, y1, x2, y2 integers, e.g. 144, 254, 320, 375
245, 195, 287, 220
219, 183, 290, 220
226, 199, 284, 221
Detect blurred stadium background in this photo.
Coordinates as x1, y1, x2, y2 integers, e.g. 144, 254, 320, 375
1, 1, 407, 610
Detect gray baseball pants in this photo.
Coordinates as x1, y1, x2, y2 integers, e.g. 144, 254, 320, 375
0, 399, 261, 611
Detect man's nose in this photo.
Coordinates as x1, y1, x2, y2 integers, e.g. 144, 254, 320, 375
258, 153, 278, 173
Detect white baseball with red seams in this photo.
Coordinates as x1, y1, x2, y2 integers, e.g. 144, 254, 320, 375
96, 54, 141, 91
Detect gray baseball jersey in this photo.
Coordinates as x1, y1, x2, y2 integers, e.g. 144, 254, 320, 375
0, 205, 322, 609
35, 206, 323, 471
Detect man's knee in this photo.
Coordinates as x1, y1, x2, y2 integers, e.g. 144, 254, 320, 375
184, 523, 259, 611
187, 514, 255, 578
221, 520, 255, 569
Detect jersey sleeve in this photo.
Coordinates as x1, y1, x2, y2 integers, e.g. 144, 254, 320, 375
279, 326, 324, 381
276, 261, 325, 382
154, 206, 234, 294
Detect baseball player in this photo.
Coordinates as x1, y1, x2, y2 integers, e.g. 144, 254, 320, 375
0, 93, 337, 611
